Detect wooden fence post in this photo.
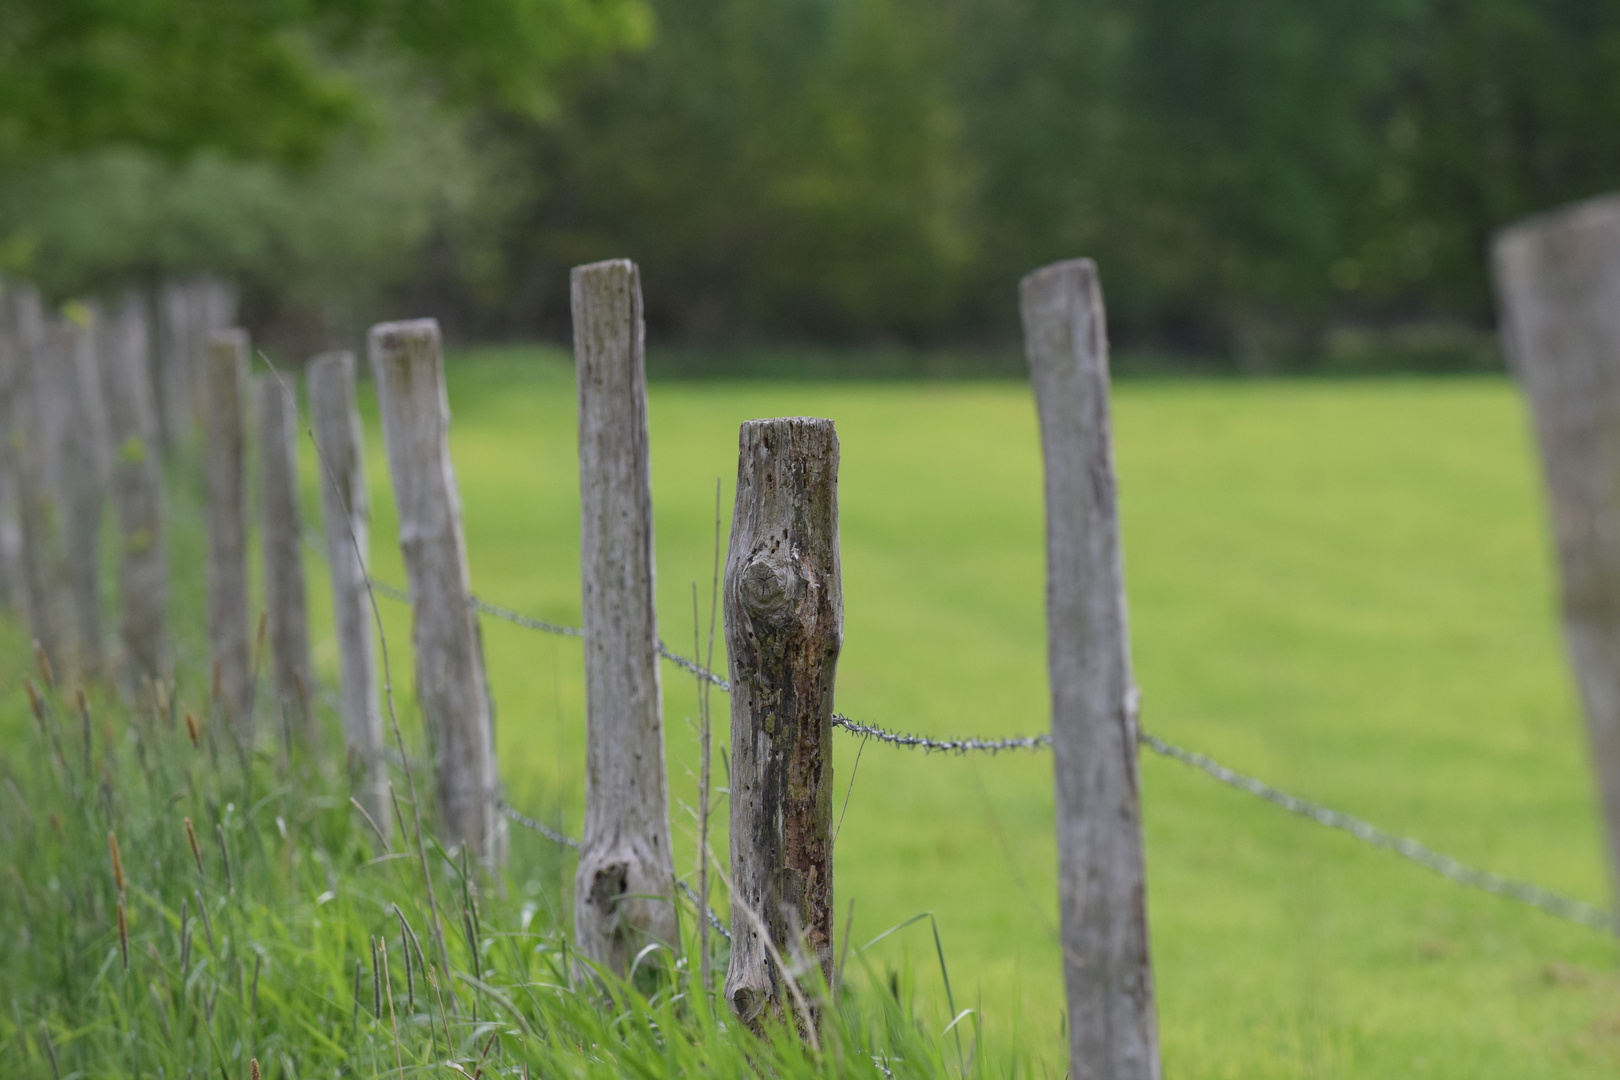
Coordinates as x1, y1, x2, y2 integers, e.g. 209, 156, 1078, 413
256, 374, 315, 747
204, 329, 254, 732
0, 283, 64, 667
98, 290, 170, 688
1493, 195, 1620, 905
1021, 259, 1160, 1080
723, 417, 841, 1025
41, 314, 108, 679
308, 350, 387, 834
570, 259, 678, 975
156, 280, 196, 453
369, 319, 504, 864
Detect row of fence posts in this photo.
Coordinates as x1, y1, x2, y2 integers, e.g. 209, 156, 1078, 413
0, 262, 1160, 1077
0, 278, 238, 692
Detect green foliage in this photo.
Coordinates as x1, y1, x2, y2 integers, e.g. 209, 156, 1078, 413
0, 648, 980, 1078
0, 0, 649, 170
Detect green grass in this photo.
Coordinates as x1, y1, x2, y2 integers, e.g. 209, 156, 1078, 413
7, 349, 1620, 1076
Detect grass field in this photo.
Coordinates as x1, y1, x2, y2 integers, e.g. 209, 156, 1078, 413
10, 350, 1620, 1076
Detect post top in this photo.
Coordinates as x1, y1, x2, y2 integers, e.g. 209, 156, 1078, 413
571, 258, 638, 283
368, 318, 441, 353
1494, 191, 1620, 259
1019, 257, 1099, 299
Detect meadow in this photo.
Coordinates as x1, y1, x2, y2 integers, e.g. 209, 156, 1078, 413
8, 351, 1620, 1076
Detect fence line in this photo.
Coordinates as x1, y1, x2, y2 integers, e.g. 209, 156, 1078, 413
368, 562, 1616, 937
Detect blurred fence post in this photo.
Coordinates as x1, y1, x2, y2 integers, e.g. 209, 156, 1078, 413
98, 290, 170, 690
0, 283, 64, 668
1493, 195, 1620, 906
44, 313, 108, 679
309, 350, 387, 833
204, 329, 253, 732
157, 280, 195, 453
723, 417, 841, 1027
570, 259, 678, 975
369, 319, 504, 865
257, 373, 315, 748
1021, 259, 1160, 1080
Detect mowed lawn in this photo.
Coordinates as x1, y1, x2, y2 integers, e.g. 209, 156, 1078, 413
292, 349, 1619, 1077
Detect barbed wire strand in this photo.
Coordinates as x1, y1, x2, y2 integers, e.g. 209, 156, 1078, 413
359, 563, 1616, 933
1137, 732, 1616, 933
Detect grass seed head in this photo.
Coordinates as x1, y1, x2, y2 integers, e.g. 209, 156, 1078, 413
251, 1059, 261, 1080
108, 831, 126, 894
185, 712, 200, 748
25, 678, 42, 724
33, 639, 53, 688
184, 817, 204, 874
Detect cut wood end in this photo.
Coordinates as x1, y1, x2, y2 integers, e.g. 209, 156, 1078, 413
368, 319, 441, 358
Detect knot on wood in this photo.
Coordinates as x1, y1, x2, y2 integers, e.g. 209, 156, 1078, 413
739, 554, 805, 626
589, 861, 629, 918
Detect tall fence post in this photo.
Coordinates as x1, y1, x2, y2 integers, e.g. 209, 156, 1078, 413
42, 314, 108, 679
156, 280, 195, 453
569, 259, 678, 975
0, 283, 64, 667
98, 289, 170, 689
1021, 259, 1160, 1080
723, 417, 841, 1025
204, 329, 254, 732
256, 374, 315, 748
308, 350, 387, 835
369, 319, 504, 865
1493, 195, 1620, 903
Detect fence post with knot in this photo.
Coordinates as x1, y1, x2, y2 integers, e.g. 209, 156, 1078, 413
1021, 258, 1160, 1080
99, 290, 171, 690
204, 329, 254, 733
308, 350, 388, 836
723, 417, 841, 1028
570, 259, 678, 976
369, 319, 505, 865
1493, 196, 1620, 903
256, 374, 315, 748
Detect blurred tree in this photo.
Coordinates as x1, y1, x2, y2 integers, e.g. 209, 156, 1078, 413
482, 0, 970, 342
0, 0, 649, 169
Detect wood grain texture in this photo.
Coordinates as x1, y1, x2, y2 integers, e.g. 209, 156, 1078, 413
256, 374, 315, 747
156, 280, 195, 453
570, 259, 678, 975
723, 417, 841, 1025
1493, 195, 1620, 904
309, 350, 387, 834
203, 329, 253, 732
1021, 259, 1160, 1080
98, 290, 170, 688
41, 314, 108, 679
369, 319, 504, 864
0, 283, 64, 666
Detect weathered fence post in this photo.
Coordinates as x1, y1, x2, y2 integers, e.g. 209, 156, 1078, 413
42, 314, 109, 679
256, 374, 315, 747
1021, 259, 1160, 1080
570, 259, 678, 974
203, 329, 254, 732
0, 284, 63, 667
156, 280, 196, 453
1493, 195, 1620, 905
308, 350, 387, 834
369, 319, 504, 864
723, 417, 841, 1025
98, 290, 170, 688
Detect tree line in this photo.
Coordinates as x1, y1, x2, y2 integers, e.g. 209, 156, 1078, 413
3, 0, 1618, 369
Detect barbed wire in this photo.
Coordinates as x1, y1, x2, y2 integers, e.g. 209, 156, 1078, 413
1137, 732, 1616, 933
351, 560, 1616, 934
